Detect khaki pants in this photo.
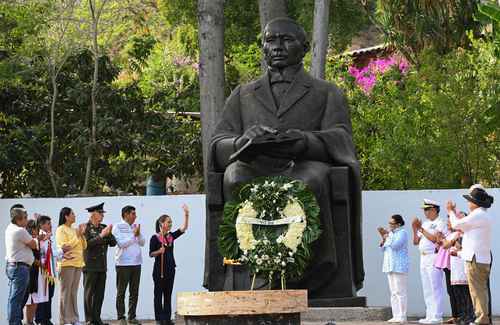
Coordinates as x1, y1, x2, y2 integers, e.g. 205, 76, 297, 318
59, 266, 82, 324
466, 258, 490, 324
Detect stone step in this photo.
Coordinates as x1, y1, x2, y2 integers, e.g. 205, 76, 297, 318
302, 306, 392, 322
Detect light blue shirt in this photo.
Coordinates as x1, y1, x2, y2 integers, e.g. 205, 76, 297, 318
381, 227, 409, 273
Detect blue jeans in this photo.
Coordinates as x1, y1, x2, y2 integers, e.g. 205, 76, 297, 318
6, 264, 30, 325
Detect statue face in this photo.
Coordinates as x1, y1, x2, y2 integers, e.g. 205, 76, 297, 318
263, 20, 307, 69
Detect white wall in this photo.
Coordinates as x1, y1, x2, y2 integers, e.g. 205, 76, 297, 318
359, 188, 500, 316
1, 189, 499, 321
0, 195, 206, 322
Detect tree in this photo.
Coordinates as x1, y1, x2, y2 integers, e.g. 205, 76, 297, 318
197, 0, 225, 185
373, 0, 482, 65
310, 0, 330, 79
82, 0, 110, 194
44, 0, 81, 196
258, 0, 288, 32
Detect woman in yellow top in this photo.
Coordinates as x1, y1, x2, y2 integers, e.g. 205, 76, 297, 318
55, 207, 87, 325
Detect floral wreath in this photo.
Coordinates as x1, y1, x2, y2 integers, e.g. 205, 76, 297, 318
218, 176, 321, 289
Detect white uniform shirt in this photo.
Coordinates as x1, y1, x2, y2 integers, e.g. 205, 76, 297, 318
418, 217, 447, 254
5, 223, 35, 265
449, 208, 493, 264
112, 221, 145, 266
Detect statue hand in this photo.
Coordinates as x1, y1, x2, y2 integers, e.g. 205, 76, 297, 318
235, 125, 277, 150
266, 129, 306, 159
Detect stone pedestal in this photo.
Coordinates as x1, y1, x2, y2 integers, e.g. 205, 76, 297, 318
303, 306, 392, 322
177, 290, 308, 325
309, 296, 366, 307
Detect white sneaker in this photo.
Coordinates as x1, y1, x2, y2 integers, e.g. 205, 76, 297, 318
419, 319, 430, 324
427, 318, 443, 324
388, 318, 399, 323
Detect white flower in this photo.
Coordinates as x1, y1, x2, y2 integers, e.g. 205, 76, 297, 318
281, 199, 307, 251
278, 252, 282, 257
276, 235, 284, 244
262, 254, 269, 261
235, 223, 255, 251
256, 258, 263, 265
288, 251, 294, 256
281, 261, 286, 266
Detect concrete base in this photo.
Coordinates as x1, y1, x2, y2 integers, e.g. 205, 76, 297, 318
309, 296, 367, 307
183, 313, 300, 325
176, 306, 392, 324
302, 306, 392, 322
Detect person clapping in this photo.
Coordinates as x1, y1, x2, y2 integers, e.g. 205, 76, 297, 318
379, 214, 409, 324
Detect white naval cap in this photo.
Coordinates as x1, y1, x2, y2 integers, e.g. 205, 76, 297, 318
468, 183, 484, 193
421, 198, 440, 209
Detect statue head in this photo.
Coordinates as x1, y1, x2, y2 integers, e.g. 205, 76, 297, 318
263, 17, 310, 69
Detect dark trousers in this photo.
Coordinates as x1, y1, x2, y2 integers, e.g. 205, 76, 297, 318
35, 283, 55, 324
452, 284, 475, 323
444, 268, 460, 318
84, 271, 107, 324
153, 272, 175, 321
116, 265, 141, 320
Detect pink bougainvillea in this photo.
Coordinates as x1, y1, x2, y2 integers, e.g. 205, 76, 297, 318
348, 54, 410, 94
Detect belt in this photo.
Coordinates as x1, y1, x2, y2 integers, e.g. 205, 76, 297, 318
7, 261, 30, 267
421, 251, 436, 256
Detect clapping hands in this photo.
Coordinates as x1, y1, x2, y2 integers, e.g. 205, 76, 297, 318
77, 223, 87, 237
446, 200, 456, 214
133, 224, 141, 237
100, 224, 113, 237
377, 227, 388, 238
411, 217, 422, 232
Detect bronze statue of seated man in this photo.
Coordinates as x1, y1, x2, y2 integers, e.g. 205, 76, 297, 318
206, 17, 364, 298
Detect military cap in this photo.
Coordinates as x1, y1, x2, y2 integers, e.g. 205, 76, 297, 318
86, 202, 106, 213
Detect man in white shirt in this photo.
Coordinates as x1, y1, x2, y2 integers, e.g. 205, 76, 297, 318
412, 199, 447, 324
447, 187, 494, 325
112, 205, 145, 325
5, 205, 38, 325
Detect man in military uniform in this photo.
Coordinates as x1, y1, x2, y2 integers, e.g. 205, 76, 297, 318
83, 202, 116, 325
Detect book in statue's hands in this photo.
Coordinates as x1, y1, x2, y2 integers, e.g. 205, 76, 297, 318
229, 132, 303, 163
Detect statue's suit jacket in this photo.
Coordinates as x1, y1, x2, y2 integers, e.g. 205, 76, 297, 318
205, 67, 364, 292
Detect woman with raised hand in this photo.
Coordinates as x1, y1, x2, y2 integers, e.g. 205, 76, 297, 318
55, 207, 87, 325
149, 204, 189, 325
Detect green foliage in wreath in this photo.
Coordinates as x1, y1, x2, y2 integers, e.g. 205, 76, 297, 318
218, 176, 321, 286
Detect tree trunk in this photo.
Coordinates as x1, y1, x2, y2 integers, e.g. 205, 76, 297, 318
258, 0, 288, 33
198, 0, 225, 188
82, 0, 105, 194
47, 67, 60, 197
310, 0, 330, 79
258, 0, 288, 70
